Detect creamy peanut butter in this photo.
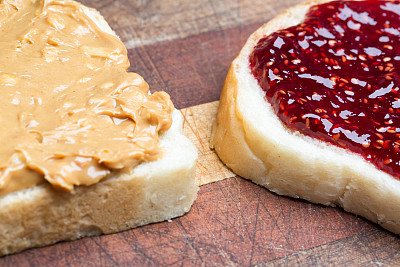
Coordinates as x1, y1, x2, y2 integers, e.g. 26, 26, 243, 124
0, 0, 174, 195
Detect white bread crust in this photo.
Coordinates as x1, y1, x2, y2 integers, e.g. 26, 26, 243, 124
211, 0, 400, 234
0, 2, 198, 256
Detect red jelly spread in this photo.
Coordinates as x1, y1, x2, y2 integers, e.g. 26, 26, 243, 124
250, 0, 400, 177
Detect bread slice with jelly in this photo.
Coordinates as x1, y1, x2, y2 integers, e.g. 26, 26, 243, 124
0, 1, 198, 256
211, 0, 400, 234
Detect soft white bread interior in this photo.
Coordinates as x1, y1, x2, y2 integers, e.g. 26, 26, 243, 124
211, 0, 400, 234
0, 2, 198, 256
1, 109, 198, 256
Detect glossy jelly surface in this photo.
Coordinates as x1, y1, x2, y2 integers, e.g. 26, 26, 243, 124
250, 0, 400, 177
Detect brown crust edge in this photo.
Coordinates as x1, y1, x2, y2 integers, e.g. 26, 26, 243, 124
210, 66, 268, 181
211, 0, 400, 234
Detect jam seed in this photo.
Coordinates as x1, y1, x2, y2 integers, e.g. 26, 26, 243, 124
298, 31, 306, 37
362, 142, 370, 148
372, 120, 381, 126
338, 141, 346, 147
384, 158, 392, 165
373, 143, 382, 149
358, 55, 367, 61
328, 40, 336, 46
332, 133, 340, 140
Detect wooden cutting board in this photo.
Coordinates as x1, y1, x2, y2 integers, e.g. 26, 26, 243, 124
2, 0, 400, 265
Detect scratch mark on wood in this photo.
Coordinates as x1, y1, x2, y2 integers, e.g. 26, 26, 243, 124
180, 109, 207, 152
91, 237, 119, 266
249, 189, 261, 266
176, 219, 206, 264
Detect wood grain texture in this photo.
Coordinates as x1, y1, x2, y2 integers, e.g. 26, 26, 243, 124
80, 0, 303, 49
267, 229, 400, 266
1, 0, 399, 265
182, 101, 235, 185
125, 22, 260, 108
2, 178, 397, 266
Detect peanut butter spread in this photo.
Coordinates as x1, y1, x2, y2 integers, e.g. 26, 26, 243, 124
0, 0, 174, 196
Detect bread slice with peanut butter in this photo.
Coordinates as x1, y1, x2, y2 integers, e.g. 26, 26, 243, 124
0, 0, 197, 256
